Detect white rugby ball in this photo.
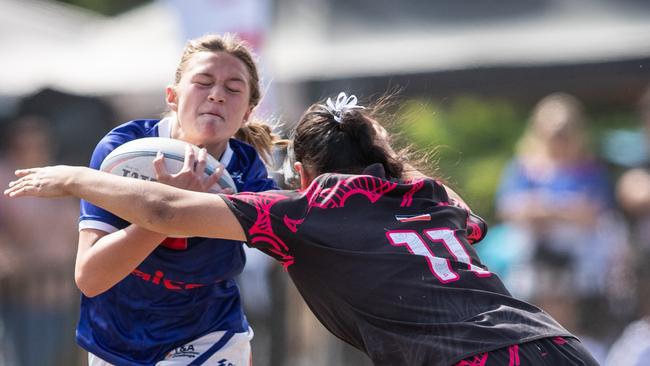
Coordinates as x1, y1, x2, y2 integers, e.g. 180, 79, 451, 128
99, 137, 237, 194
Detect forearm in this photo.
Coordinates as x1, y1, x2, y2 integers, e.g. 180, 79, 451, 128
7, 165, 246, 241
65, 167, 191, 235
76, 226, 166, 297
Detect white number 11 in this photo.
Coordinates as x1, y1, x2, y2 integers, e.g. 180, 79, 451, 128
386, 229, 491, 283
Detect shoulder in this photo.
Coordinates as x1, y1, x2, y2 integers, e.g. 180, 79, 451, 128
225, 139, 278, 191
227, 138, 268, 173
89, 119, 162, 167
311, 173, 441, 202
228, 138, 261, 158
105, 119, 162, 139
97, 119, 162, 149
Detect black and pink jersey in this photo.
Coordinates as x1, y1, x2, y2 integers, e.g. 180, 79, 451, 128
222, 165, 573, 366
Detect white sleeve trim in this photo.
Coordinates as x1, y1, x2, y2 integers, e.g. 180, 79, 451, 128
157, 117, 174, 138
78, 220, 119, 234
220, 142, 234, 167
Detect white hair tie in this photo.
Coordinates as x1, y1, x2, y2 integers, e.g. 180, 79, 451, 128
323, 92, 365, 123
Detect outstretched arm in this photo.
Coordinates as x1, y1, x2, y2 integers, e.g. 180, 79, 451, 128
5, 165, 246, 241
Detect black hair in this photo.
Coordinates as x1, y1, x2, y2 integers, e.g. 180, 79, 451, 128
292, 100, 403, 179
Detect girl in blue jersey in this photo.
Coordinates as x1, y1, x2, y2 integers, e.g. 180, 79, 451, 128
6, 93, 599, 366
69, 33, 276, 365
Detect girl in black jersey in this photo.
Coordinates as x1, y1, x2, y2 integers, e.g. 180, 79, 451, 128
6, 93, 599, 366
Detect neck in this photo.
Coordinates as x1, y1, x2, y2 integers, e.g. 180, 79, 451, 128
201, 141, 229, 160
170, 119, 229, 159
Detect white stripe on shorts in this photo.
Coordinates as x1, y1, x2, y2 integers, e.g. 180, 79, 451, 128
88, 328, 253, 366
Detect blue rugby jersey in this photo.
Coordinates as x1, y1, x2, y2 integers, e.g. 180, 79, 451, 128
78, 118, 277, 365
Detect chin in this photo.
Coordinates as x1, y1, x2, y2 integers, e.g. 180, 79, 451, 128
198, 114, 225, 124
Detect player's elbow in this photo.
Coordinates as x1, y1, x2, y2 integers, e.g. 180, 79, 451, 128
75, 269, 107, 298
146, 197, 179, 233
122, 193, 178, 234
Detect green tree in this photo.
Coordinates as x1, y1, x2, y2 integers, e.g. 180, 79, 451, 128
395, 96, 525, 220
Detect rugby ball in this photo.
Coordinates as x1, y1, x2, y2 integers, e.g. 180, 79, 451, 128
99, 137, 237, 194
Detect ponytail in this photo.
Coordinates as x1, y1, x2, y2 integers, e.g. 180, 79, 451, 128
293, 97, 404, 180
235, 120, 289, 168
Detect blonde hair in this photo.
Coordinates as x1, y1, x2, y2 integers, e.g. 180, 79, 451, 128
516, 92, 590, 161
172, 33, 282, 161
235, 121, 289, 167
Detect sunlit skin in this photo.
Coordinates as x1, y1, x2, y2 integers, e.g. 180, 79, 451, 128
167, 51, 254, 159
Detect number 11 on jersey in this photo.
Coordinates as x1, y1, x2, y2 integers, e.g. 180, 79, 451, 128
386, 229, 491, 284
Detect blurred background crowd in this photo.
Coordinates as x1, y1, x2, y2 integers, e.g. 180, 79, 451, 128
1, 0, 650, 365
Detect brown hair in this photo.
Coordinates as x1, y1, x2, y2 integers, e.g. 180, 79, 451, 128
235, 121, 289, 167
174, 33, 279, 159
292, 96, 404, 179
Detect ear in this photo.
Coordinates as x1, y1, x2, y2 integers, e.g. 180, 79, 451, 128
165, 85, 178, 112
242, 105, 254, 125
294, 162, 313, 190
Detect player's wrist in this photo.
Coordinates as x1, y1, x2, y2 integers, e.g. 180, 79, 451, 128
64, 166, 90, 195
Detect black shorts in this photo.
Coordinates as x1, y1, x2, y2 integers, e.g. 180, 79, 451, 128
453, 337, 600, 366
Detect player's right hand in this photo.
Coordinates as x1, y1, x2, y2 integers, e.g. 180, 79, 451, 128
153, 144, 229, 193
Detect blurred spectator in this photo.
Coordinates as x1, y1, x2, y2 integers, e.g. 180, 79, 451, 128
0, 115, 80, 366
604, 253, 650, 366
605, 87, 650, 366
616, 86, 650, 254
488, 92, 629, 362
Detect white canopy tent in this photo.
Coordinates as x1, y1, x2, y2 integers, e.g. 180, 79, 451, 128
0, 0, 181, 96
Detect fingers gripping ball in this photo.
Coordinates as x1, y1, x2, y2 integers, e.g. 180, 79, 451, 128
99, 137, 237, 194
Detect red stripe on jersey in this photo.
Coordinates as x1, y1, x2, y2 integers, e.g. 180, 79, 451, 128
396, 214, 432, 222
160, 237, 188, 250
400, 179, 425, 207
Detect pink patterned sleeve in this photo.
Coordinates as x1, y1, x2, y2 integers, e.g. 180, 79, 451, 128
221, 192, 297, 269
466, 212, 488, 245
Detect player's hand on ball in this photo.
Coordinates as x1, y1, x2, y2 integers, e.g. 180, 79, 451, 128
4, 165, 78, 198
153, 144, 232, 193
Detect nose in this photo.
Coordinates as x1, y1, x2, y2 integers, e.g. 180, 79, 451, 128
208, 86, 225, 103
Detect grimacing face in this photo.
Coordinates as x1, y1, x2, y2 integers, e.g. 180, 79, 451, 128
166, 51, 253, 156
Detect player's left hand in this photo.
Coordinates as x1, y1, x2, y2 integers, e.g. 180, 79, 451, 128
4, 165, 79, 198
